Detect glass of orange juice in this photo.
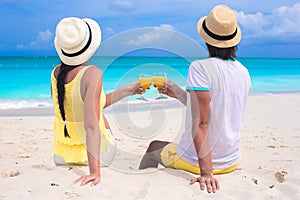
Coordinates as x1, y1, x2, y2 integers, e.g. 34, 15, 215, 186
137, 74, 152, 101
153, 72, 168, 99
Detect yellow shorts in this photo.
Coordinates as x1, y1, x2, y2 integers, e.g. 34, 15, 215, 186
160, 143, 240, 175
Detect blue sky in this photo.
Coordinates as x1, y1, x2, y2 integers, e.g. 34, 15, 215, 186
0, 0, 299, 58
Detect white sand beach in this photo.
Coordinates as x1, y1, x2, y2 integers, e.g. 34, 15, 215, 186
0, 94, 300, 200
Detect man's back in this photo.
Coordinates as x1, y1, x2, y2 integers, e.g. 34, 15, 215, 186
177, 57, 251, 169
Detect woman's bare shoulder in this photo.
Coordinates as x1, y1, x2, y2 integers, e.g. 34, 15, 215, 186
86, 65, 102, 74
82, 66, 103, 83
53, 64, 61, 78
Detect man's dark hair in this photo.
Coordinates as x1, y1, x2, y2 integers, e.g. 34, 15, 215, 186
206, 43, 237, 60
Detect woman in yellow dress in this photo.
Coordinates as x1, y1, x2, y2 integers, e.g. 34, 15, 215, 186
51, 17, 142, 186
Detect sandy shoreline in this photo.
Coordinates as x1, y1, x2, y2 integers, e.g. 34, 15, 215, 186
0, 94, 300, 199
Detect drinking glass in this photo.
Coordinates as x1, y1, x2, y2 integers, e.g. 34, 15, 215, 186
137, 74, 152, 101
153, 72, 168, 99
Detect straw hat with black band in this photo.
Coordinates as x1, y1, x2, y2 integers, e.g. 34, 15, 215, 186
197, 5, 241, 48
54, 17, 101, 66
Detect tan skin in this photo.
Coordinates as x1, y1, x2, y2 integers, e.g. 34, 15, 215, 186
54, 63, 143, 186
139, 80, 220, 193
189, 90, 220, 193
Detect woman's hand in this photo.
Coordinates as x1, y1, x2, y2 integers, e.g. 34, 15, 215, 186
74, 173, 101, 186
190, 174, 220, 193
128, 81, 145, 95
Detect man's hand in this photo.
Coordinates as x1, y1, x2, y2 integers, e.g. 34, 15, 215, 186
157, 80, 177, 98
190, 174, 220, 193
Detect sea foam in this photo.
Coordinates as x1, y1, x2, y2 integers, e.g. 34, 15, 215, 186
0, 99, 53, 109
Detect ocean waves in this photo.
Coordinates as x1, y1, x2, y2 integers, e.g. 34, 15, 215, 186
0, 99, 53, 109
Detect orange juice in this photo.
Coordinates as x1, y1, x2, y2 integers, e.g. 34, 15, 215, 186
153, 76, 166, 88
139, 77, 153, 89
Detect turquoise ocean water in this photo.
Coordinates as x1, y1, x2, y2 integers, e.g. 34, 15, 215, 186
0, 56, 300, 109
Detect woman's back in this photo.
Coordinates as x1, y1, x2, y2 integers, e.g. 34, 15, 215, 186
51, 65, 112, 163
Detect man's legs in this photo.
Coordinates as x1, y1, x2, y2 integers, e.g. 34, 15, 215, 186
139, 140, 170, 169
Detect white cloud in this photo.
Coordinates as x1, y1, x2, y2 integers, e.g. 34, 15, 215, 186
37, 29, 52, 41
105, 27, 115, 35
270, 3, 300, 33
235, 3, 300, 46
236, 3, 300, 36
126, 24, 174, 46
110, 0, 135, 12
16, 44, 26, 50
159, 24, 174, 30
236, 12, 270, 35
16, 29, 53, 50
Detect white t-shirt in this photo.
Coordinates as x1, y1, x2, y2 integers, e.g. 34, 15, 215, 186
176, 57, 251, 169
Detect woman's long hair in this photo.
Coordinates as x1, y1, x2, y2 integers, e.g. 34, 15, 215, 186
56, 62, 80, 137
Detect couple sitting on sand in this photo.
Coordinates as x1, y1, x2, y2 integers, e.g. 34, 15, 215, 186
50, 5, 251, 193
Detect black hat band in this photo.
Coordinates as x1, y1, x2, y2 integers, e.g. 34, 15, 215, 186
61, 22, 92, 57
202, 20, 237, 41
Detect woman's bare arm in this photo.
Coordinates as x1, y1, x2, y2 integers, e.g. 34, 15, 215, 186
75, 66, 102, 186
104, 81, 143, 108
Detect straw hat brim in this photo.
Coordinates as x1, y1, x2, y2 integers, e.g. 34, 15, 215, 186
197, 16, 242, 48
54, 18, 101, 66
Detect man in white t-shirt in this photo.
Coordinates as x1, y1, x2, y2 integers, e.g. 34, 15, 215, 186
139, 5, 251, 193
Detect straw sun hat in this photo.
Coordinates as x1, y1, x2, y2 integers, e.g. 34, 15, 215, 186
54, 17, 101, 66
197, 5, 241, 48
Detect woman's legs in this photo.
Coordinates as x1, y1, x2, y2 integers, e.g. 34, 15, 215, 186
100, 132, 116, 167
